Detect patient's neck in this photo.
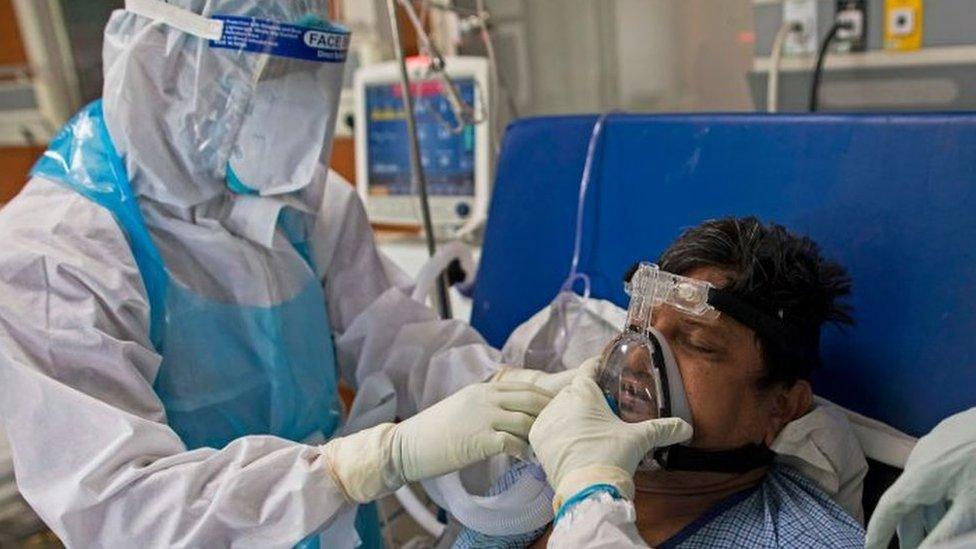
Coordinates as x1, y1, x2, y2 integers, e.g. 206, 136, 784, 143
632, 466, 768, 546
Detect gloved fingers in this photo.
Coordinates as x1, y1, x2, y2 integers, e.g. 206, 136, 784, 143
490, 383, 554, 415
887, 471, 947, 508
493, 431, 532, 461
867, 472, 947, 546
867, 489, 922, 549
633, 417, 693, 452
491, 380, 555, 397
920, 497, 976, 548
896, 506, 930, 549
571, 369, 605, 396
491, 366, 542, 385
540, 368, 577, 394
864, 523, 896, 549
570, 373, 620, 417
865, 515, 898, 549
576, 356, 602, 380
489, 365, 516, 383
923, 500, 950, 536
491, 410, 536, 439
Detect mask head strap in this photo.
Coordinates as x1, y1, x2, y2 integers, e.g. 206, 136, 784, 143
125, 0, 225, 40
654, 443, 775, 473
623, 262, 821, 369
706, 288, 820, 369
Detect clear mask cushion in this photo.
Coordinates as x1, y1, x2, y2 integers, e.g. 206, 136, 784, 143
597, 331, 667, 423
601, 263, 696, 427
598, 328, 691, 470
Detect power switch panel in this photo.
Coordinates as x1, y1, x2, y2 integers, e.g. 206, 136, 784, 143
836, 0, 867, 52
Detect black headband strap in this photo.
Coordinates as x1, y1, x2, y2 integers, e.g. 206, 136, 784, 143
706, 288, 819, 367
653, 443, 775, 473
623, 262, 820, 366
706, 288, 806, 344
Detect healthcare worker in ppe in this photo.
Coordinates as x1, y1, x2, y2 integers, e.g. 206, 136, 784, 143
866, 407, 976, 549
0, 0, 573, 546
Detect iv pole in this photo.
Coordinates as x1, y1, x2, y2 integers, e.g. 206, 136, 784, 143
384, 0, 453, 319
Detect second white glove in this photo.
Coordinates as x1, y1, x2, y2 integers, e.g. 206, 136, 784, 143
322, 381, 553, 503
529, 357, 693, 510
492, 365, 578, 395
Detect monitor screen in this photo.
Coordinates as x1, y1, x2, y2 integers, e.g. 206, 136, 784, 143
365, 78, 477, 197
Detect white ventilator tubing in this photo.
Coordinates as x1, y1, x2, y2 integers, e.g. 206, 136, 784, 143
402, 241, 477, 538
394, 485, 446, 538
410, 241, 557, 534
411, 241, 477, 304
768, 22, 799, 113
420, 463, 555, 536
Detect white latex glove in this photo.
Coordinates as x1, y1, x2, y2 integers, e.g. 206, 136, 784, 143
529, 357, 693, 510
493, 365, 578, 395
322, 381, 552, 503
866, 408, 976, 549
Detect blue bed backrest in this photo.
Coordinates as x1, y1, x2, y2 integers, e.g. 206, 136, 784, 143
471, 113, 976, 438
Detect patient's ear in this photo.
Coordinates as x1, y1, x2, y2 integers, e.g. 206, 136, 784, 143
762, 380, 813, 446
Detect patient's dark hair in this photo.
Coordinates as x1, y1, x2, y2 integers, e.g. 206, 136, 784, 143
659, 216, 853, 390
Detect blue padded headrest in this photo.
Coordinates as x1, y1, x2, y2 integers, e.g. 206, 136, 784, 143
471, 113, 976, 437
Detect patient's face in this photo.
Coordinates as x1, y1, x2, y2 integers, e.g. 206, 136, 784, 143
651, 266, 794, 450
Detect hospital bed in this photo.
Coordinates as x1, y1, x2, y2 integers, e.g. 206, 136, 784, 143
468, 112, 976, 520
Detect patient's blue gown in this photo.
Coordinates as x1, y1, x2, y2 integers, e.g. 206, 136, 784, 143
454, 463, 864, 548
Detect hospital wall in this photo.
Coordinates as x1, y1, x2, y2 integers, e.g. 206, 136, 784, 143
464, 0, 756, 115
0, 0, 42, 203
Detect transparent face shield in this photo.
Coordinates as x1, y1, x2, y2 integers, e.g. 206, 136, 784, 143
596, 262, 717, 467
227, 47, 346, 195
123, 0, 348, 196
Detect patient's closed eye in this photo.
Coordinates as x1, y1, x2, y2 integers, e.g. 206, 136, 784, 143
679, 332, 719, 355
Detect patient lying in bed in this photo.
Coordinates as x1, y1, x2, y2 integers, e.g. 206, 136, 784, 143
456, 217, 868, 548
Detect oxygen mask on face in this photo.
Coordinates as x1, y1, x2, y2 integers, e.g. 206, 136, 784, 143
596, 261, 805, 474
597, 329, 668, 422
595, 262, 705, 468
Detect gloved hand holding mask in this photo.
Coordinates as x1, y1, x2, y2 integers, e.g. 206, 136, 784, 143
322, 381, 553, 503
529, 358, 693, 510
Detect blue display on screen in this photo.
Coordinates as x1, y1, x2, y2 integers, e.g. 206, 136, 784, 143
366, 79, 477, 197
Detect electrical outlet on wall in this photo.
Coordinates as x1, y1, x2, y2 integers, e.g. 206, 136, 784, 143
782, 0, 818, 56
884, 0, 923, 51
836, 0, 867, 52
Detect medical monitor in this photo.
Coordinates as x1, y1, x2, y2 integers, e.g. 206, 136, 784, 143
354, 56, 491, 236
